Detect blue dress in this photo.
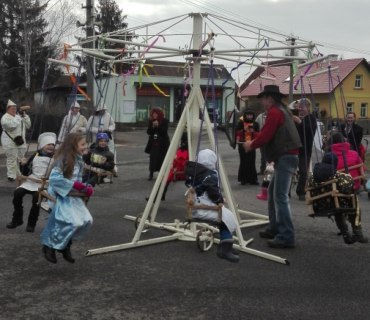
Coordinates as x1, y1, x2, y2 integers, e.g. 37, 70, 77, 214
41, 156, 93, 250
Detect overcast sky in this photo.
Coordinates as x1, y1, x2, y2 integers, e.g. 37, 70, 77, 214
67, 0, 369, 84
116, 0, 370, 60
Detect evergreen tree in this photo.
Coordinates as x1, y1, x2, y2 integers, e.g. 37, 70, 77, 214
0, 0, 57, 102
97, 0, 127, 35
96, 0, 133, 74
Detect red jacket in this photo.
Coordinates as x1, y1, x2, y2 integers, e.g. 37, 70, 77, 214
167, 148, 189, 183
331, 142, 363, 191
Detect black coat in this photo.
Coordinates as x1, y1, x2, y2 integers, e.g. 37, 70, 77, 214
185, 161, 223, 204
83, 145, 115, 171
146, 118, 170, 172
340, 123, 363, 154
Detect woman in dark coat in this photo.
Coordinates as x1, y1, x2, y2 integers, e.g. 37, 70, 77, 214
236, 110, 260, 185
145, 108, 170, 180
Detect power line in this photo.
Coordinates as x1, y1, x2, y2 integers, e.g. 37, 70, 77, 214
176, 0, 370, 58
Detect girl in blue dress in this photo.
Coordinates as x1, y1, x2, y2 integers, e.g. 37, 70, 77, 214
41, 133, 94, 264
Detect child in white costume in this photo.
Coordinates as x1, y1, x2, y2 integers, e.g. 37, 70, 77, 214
6, 132, 56, 232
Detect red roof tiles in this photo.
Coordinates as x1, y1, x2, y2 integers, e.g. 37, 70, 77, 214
240, 58, 367, 97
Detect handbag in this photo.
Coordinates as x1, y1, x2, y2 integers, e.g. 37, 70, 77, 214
144, 138, 152, 154
13, 135, 25, 146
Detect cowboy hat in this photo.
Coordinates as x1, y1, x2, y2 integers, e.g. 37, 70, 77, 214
257, 85, 286, 98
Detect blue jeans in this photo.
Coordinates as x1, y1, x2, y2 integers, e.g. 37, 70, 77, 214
267, 154, 298, 244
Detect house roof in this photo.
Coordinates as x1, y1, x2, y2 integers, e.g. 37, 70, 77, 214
142, 59, 231, 80
240, 58, 368, 97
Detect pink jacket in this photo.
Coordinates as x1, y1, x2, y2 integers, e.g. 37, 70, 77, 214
331, 142, 363, 190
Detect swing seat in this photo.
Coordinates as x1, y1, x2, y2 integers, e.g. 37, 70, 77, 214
185, 187, 223, 251
37, 179, 89, 211
15, 175, 52, 212
16, 175, 43, 187
305, 177, 357, 218
83, 164, 113, 184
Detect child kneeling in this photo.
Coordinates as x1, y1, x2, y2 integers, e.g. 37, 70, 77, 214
312, 152, 368, 244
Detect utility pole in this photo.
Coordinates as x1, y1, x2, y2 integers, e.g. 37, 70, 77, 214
288, 37, 296, 103
21, 0, 30, 90
84, 0, 95, 109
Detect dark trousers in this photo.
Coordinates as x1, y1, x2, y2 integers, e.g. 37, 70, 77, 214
238, 145, 257, 184
12, 188, 40, 227
296, 152, 312, 196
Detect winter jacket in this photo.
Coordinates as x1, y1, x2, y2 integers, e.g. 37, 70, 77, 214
331, 142, 363, 191
83, 145, 115, 171
185, 161, 223, 204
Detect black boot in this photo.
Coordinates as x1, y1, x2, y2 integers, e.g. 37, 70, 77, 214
216, 239, 239, 263
60, 241, 75, 263
42, 245, 57, 264
26, 225, 35, 232
352, 226, 368, 244
148, 172, 153, 181
334, 214, 355, 245
217, 243, 240, 256
161, 184, 168, 201
6, 220, 23, 229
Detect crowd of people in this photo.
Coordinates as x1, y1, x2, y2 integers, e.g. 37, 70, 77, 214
1, 99, 117, 264
1, 85, 368, 265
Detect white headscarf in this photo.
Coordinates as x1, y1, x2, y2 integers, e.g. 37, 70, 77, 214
38, 132, 56, 149
197, 149, 217, 171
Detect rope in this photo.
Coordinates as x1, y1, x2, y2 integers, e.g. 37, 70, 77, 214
191, 59, 220, 190
221, 38, 269, 87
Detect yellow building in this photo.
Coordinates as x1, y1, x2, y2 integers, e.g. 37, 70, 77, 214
240, 58, 370, 129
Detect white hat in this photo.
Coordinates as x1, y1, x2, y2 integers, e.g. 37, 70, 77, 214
7, 99, 16, 108
38, 132, 56, 149
287, 101, 298, 110
197, 149, 217, 171
96, 103, 107, 111
71, 101, 80, 109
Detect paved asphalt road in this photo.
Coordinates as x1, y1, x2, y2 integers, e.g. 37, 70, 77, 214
1, 128, 370, 320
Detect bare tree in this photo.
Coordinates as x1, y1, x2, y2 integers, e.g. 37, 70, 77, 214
42, 0, 81, 56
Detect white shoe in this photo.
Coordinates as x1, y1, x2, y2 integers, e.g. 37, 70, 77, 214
40, 202, 50, 212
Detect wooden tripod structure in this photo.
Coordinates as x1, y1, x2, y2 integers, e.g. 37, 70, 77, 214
85, 14, 288, 265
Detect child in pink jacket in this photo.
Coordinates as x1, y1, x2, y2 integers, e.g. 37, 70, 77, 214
327, 132, 365, 192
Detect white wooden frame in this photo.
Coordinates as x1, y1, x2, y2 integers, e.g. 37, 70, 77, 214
85, 14, 289, 265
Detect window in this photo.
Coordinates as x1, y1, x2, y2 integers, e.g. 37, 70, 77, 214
313, 102, 320, 118
346, 102, 354, 114
354, 74, 363, 88
360, 103, 368, 118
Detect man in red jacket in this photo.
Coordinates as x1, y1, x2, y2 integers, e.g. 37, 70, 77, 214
243, 85, 301, 248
